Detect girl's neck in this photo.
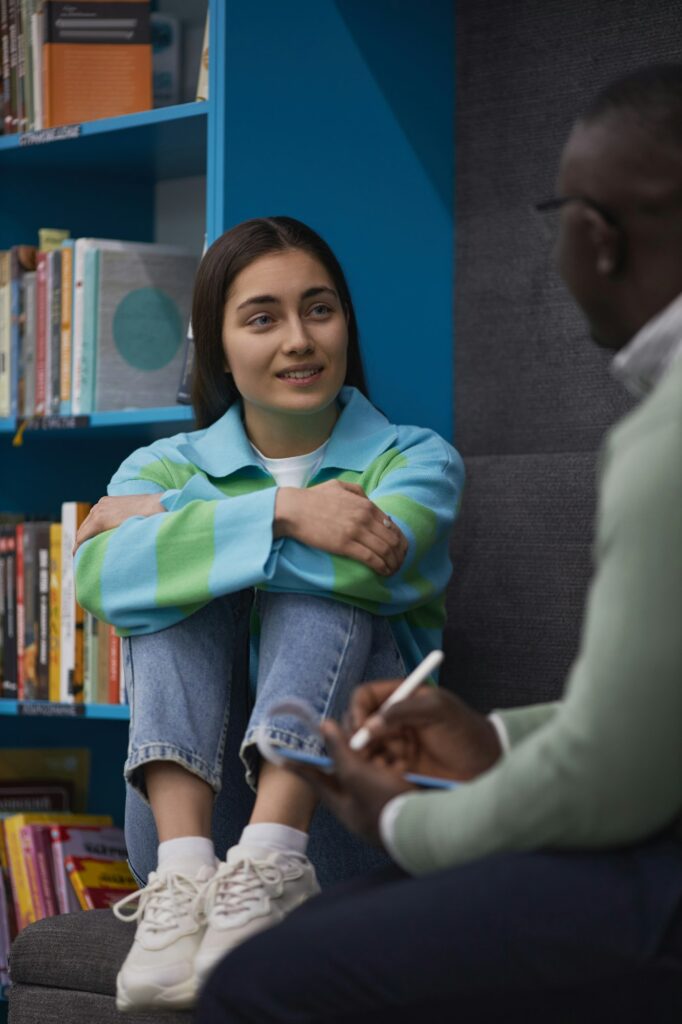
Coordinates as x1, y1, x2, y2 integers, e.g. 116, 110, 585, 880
242, 402, 339, 458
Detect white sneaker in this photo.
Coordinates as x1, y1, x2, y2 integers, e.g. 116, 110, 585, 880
195, 845, 320, 984
113, 863, 215, 1012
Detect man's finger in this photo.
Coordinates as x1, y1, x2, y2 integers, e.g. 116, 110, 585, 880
348, 680, 404, 730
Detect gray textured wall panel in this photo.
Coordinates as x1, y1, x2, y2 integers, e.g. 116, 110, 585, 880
454, 0, 681, 455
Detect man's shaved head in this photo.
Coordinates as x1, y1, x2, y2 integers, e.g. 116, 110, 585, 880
555, 64, 682, 349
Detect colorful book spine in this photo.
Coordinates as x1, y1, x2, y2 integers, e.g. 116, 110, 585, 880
50, 824, 125, 914
79, 247, 99, 415
21, 269, 36, 418
0, 527, 17, 698
48, 522, 61, 702
36, 522, 50, 699
49, 248, 61, 415
59, 501, 90, 702
4, 812, 111, 930
59, 239, 74, 414
34, 251, 47, 416
0, 251, 10, 418
14, 522, 24, 699
108, 626, 120, 705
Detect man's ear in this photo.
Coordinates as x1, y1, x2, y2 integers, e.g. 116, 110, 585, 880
584, 206, 624, 276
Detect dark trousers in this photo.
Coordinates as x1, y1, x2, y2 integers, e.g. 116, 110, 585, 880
196, 835, 682, 1024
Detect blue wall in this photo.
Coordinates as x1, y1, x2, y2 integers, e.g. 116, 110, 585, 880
217, 0, 454, 440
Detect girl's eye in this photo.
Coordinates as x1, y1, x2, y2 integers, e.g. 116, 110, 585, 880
249, 313, 273, 327
308, 303, 332, 318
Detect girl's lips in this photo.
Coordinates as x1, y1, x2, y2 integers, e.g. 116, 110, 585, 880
276, 368, 324, 386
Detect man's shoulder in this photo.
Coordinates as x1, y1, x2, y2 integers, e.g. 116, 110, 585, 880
607, 356, 682, 462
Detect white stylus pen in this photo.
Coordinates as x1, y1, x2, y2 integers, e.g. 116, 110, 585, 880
348, 649, 444, 751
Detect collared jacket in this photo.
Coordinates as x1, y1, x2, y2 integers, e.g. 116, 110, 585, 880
75, 387, 465, 679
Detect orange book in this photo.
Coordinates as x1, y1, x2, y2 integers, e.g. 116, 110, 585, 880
42, 0, 152, 129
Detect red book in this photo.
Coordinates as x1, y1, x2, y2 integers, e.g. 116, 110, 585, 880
34, 252, 48, 416
108, 626, 120, 704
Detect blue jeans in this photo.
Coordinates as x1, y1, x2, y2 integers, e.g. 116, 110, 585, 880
123, 592, 403, 886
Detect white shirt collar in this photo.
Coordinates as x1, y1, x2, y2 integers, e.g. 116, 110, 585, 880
611, 291, 682, 398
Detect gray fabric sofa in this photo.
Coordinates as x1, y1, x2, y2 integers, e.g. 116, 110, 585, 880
8, 450, 599, 1024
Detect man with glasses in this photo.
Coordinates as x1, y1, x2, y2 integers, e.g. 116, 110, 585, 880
197, 65, 682, 1024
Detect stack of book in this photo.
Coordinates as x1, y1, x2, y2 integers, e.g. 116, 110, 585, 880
0, 503, 126, 705
0, 229, 197, 420
0, 0, 152, 134
0, 751, 136, 966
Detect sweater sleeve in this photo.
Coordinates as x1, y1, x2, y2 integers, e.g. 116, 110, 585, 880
75, 446, 280, 634
388, 415, 682, 874
264, 432, 465, 616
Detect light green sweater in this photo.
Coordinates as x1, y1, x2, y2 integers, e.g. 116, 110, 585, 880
392, 355, 682, 875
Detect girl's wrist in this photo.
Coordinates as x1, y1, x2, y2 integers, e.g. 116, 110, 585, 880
273, 487, 300, 539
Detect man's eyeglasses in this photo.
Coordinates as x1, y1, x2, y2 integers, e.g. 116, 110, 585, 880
534, 195, 620, 245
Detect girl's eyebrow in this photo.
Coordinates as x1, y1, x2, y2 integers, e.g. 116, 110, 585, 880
236, 286, 338, 311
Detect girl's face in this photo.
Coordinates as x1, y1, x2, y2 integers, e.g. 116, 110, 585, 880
222, 248, 349, 444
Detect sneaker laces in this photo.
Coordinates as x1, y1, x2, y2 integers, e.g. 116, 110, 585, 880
202, 856, 289, 920
112, 869, 205, 934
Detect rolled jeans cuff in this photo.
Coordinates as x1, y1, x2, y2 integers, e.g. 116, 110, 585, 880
124, 741, 225, 805
240, 725, 327, 792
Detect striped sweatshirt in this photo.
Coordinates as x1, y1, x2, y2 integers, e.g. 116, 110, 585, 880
75, 387, 465, 676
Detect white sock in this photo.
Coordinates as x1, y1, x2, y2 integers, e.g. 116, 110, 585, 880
239, 823, 309, 856
157, 836, 216, 874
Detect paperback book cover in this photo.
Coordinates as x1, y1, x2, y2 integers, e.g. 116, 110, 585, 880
41, 0, 152, 129
93, 246, 197, 411
50, 824, 126, 913
66, 854, 136, 911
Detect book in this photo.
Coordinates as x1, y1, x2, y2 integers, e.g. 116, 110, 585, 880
195, 11, 208, 102
50, 824, 126, 913
96, 615, 110, 704
108, 624, 120, 704
34, 251, 47, 415
3, 811, 111, 930
71, 238, 193, 413
20, 268, 37, 417
0, 251, 10, 417
48, 521, 61, 701
41, 0, 152, 129
0, 525, 17, 697
0, 780, 72, 816
14, 521, 24, 697
8, 246, 36, 419
59, 500, 90, 701
0, 867, 11, 987
0, 748, 89, 815
48, 247, 61, 414
66, 854, 136, 911
93, 245, 197, 412
59, 238, 74, 413
1, 0, 12, 133
19, 823, 57, 920
19, 520, 51, 700
151, 12, 180, 108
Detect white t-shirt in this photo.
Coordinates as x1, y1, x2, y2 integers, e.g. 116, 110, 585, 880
250, 439, 329, 489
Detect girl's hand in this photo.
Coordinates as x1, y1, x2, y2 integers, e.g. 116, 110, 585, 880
73, 494, 165, 553
347, 680, 503, 781
274, 480, 408, 576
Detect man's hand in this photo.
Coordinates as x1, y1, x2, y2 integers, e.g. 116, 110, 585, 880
348, 680, 503, 781
288, 720, 415, 845
73, 494, 165, 553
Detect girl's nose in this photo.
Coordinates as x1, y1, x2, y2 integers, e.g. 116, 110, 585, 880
284, 320, 314, 353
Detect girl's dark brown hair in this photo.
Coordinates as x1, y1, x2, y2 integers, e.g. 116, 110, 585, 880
190, 216, 369, 428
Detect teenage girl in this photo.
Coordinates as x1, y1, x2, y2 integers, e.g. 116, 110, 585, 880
74, 216, 464, 1012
